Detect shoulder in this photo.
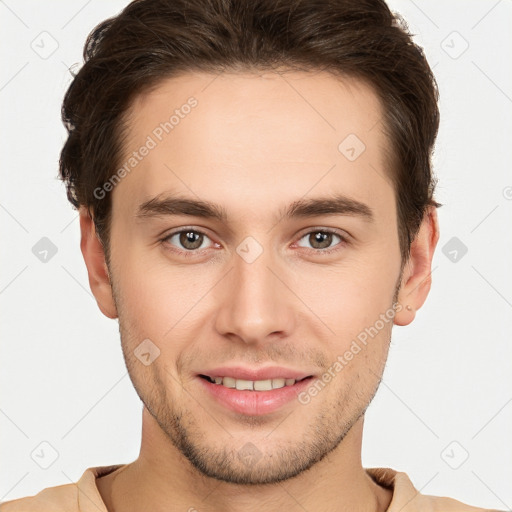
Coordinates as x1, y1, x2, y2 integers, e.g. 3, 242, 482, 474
0, 464, 124, 512
366, 467, 504, 512
0, 482, 79, 512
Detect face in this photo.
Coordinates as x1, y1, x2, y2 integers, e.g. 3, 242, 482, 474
104, 70, 404, 484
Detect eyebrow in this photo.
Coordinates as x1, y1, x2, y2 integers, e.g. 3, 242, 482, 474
136, 193, 374, 223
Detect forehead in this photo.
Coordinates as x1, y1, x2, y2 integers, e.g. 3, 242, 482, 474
113, 69, 393, 222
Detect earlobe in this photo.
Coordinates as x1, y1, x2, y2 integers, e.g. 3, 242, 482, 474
79, 207, 118, 319
394, 206, 439, 326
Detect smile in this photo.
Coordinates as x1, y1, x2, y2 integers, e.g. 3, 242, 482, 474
199, 374, 310, 391
197, 374, 316, 415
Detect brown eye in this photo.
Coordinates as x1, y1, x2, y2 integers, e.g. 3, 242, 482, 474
164, 229, 212, 251
310, 232, 332, 249
296, 230, 345, 252
179, 231, 203, 250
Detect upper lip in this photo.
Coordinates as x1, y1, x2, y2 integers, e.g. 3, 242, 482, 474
198, 366, 315, 381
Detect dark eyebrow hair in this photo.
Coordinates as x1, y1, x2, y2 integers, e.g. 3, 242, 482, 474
282, 194, 373, 222
137, 195, 228, 222
136, 193, 374, 223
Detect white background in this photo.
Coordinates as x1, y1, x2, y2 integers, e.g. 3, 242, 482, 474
1, 0, 511, 509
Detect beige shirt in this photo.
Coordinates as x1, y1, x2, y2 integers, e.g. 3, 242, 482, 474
0, 465, 501, 511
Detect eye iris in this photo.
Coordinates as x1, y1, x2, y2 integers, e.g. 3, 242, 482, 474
310, 232, 332, 249
179, 231, 203, 250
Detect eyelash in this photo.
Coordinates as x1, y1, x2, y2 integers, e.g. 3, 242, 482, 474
160, 227, 349, 258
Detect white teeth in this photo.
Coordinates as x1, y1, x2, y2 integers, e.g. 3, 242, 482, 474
254, 379, 272, 391
209, 376, 298, 390
222, 376, 236, 388
272, 378, 285, 389
235, 379, 253, 391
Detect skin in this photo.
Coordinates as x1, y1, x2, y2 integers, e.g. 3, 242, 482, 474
81, 69, 439, 512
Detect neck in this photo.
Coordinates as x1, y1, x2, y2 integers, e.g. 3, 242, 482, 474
97, 407, 392, 512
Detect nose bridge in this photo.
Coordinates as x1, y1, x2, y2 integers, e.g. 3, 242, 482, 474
214, 235, 294, 343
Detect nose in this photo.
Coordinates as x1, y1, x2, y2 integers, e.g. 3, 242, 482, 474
214, 240, 296, 345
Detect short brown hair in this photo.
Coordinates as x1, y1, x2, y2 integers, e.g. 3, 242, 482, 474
59, 0, 440, 263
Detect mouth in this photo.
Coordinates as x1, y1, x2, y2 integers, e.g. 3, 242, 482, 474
198, 374, 312, 391
197, 373, 316, 416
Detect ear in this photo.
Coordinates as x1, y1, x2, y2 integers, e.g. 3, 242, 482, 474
79, 207, 118, 319
394, 205, 439, 326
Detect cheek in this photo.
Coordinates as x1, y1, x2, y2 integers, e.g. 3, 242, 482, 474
288, 257, 398, 385
296, 256, 398, 333
114, 249, 216, 340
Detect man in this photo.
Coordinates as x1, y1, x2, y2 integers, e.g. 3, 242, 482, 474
0, 0, 502, 510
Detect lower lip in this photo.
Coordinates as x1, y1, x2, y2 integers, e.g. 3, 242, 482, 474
197, 376, 315, 416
